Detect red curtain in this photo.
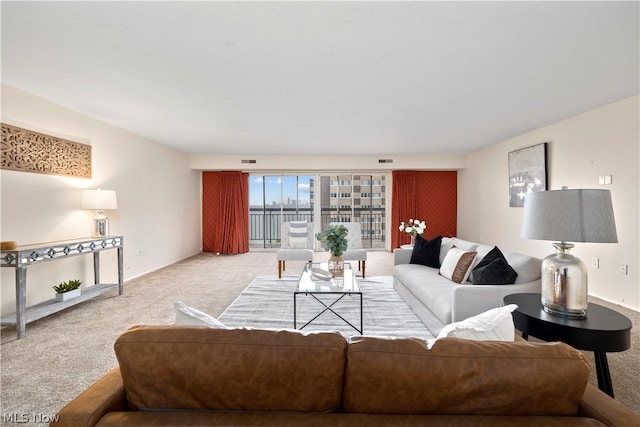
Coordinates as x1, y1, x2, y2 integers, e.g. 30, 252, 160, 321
391, 171, 417, 249
414, 171, 457, 240
391, 170, 457, 249
202, 171, 249, 254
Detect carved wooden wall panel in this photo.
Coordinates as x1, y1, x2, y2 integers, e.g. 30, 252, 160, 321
1, 123, 91, 178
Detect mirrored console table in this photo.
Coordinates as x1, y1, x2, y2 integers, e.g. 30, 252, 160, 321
1, 236, 124, 339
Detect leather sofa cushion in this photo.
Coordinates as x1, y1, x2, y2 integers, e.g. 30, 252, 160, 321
114, 326, 347, 412
343, 337, 589, 416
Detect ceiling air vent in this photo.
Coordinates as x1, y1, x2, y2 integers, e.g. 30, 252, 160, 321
241, 159, 257, 164
378, 159, 393, 164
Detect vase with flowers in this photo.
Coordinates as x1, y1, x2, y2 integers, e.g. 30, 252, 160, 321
399, 219, 427, 246
315, 224, 349, 277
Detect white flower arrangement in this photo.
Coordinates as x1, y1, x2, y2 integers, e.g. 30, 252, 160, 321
399, 219, 426, 236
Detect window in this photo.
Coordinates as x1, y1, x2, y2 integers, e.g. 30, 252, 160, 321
249, 173, 387, 250
320, 174, 386, 249
249, 175, 314, 248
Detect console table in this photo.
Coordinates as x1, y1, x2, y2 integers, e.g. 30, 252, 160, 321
504, 293, 631, 398
1, 236, 124, 339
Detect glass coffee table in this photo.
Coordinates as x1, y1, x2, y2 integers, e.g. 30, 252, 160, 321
294, 262, 363, 334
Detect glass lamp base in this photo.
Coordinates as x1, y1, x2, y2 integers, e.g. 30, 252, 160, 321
542, 304, 586, 319
92, 216, 110, 237
541, 242, 588, 319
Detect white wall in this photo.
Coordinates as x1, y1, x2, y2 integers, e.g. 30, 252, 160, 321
190, 153, 467, 171
1, 84, 201, 315
459, 95, 640, 311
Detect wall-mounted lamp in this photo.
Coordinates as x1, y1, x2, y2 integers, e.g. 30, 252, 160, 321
521, 187, 617, 318
81, 189, 118, 237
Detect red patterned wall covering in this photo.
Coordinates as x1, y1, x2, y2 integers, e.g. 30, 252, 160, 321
202, 171, 249, 254
392, 171, 457, 248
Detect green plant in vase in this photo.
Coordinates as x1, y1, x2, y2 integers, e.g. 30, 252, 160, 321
315, 224, 349, 277
53, 279, 82, 301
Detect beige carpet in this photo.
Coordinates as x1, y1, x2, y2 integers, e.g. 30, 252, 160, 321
0, 251, 638, 426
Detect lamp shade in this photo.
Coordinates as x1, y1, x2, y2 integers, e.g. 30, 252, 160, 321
520, 188, 617, 243
81, 189, 118, 210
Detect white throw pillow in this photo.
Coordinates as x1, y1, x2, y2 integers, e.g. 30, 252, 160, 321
437, 304, 518, 341
174, 301, 226, 328
288, 221, 308, 248
439, 237, 455, 265
439, 246, 477, 283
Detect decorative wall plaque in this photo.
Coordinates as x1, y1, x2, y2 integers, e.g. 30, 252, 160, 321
1, 123, 91, 178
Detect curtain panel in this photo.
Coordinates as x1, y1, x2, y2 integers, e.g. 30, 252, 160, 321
391, 170, 457, 249
202, 171, 249, 254
391, 171, 417, 249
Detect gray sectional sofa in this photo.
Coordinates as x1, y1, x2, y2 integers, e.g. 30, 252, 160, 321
393, 237, 542, 335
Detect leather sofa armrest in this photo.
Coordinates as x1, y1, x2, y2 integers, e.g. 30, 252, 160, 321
578, 384, 640, 427
393, 248, 413, 265
451, 281, 541, 322
55, 368, 128, 427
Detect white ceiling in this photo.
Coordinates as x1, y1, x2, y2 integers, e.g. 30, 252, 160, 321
2, 1, 638, 156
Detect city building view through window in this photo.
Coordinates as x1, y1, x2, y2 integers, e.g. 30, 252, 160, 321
249, 174, 386, 249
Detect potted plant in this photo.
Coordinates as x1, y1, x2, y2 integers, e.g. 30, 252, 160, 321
53, 279, 82, 301
315, 224, 349, 277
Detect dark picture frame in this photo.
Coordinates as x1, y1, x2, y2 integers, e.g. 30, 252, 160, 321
508, 143, 547, 207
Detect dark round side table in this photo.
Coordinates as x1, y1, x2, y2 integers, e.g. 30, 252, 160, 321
504, 293, 632, 398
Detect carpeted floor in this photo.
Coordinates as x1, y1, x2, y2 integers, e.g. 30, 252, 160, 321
0, 250, 638, 426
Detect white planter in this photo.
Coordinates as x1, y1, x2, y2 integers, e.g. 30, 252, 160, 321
55, 288, 81, 301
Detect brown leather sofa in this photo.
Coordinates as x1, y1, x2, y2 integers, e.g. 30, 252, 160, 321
54, 326, 640, 426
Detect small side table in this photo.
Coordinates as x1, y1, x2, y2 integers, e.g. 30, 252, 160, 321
504, 293, 631, 398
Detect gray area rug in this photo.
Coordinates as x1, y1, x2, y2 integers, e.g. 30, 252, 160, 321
220, 275, 434, 340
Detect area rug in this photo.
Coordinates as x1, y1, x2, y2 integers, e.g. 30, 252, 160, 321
219, 275, 434, 339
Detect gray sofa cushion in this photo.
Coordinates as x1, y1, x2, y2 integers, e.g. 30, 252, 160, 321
450, 238, 478, 253
502, 250, 542, 283
393, 264, 454, 325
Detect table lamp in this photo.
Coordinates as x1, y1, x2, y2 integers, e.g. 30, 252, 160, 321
520, 187, 617, 318
81, 189, 118, 237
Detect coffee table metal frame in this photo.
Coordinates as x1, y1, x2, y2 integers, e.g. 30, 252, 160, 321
294, 262, 363, 334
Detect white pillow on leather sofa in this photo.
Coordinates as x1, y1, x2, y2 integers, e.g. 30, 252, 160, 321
174, 301, 226, 328
436, 304, 517, 341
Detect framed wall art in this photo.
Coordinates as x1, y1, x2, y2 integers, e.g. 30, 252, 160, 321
508, 142, 547, 207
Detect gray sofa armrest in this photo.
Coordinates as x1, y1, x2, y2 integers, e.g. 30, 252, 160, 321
393, 248, 413, 265
451, 280, 541, 322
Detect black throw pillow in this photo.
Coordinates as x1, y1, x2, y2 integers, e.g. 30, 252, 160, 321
472, 246, 518, 285
410, 235, 442, 268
